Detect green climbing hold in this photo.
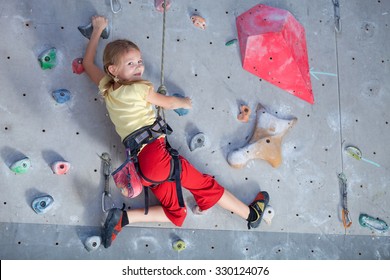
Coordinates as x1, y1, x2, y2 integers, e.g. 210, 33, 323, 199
225, 39, 237, 46
359, 213, 389, 233
172, 240, 186, 252
10, 157, 31, 174
38, 47, 57, 69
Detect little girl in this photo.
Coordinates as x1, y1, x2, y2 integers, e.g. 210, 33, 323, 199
83, 16, 269, 248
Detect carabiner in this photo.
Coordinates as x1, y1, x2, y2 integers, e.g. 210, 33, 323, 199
111, 0, 122, 14
102, 192, 115, 213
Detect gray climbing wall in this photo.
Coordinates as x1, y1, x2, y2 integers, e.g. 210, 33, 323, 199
1, 0, 389, 259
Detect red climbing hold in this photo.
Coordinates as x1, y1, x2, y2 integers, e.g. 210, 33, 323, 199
51, 161, 70, 175
236, 4, 314, 104
155, 0, 171, 12
72, 57, 84, 74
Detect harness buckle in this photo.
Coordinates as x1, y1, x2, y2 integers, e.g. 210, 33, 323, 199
169, 149, 179, 157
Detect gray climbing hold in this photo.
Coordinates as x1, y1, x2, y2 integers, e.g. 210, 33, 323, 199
32, 195, 54, 214
84, 236, 102, 252
190, 132, 206, 151
78, 23, 110, 40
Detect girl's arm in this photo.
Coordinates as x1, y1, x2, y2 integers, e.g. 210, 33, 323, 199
146, 87, 192, 110
82, 16, 108, 86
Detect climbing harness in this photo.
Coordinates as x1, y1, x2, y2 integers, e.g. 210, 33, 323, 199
121, 116, 185, 214
110, 0, 122, 14
99, 152, 115, 212
338, 172, 352, 230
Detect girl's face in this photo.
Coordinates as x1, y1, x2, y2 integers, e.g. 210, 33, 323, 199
111, 48, 144, 82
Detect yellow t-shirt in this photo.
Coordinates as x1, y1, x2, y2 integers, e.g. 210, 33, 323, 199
98, 76, 156, 141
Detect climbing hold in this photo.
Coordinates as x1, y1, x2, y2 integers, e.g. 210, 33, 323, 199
228, 103, 297, 168
155, 0, 171, 12
31, 195, 54, 214
191, 15, 206, 30
236, 4, 314, 104
189, 132, 206, 151
38, 47, 57, 70
262, 205, 275, 225
173, 93, 189, 116
225, 39, 238, 46
84, 236, 102, 252
359, 213, 389, 233
51, 161, 70, 175
237, 105, 251, 123
52, 89, 71, 104
78, 23, 110, 40
172, 239, 186, 252
72, 57, 84, 74
345, 146, 381, 168
10, 157, 31, 174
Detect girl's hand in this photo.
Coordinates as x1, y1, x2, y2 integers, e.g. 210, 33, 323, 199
91, 15, 108, 33
146, 89, 193, 110
180, 97, 192, 109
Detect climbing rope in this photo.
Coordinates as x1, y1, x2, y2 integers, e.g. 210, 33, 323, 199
156, 0, 168, 120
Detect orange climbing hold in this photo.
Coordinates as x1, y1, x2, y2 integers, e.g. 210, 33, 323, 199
191, 15, 206, 30
236, 4, 314, 104
237, 105, 251, 123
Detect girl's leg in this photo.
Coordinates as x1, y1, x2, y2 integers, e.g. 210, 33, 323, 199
102, 205, 172, 248
216, 189, 250, 219
126, 205, 171, 224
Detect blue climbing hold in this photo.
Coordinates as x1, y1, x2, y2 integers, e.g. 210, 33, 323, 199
359, 213, 389, 233
32, 195, 54, 214
173, 93, 189, 116
52, 89, 71, 104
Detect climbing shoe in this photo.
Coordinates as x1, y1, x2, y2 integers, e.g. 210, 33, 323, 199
102, 208, 123, 248
247, 191, 269, 229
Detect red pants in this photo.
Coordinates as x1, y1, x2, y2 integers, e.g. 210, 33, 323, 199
137, 137, 224, 226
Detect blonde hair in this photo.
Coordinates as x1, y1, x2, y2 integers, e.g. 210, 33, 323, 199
101, 39, 152, 97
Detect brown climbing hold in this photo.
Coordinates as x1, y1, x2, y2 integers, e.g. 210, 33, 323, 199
237, 105, 251, 123
191, 15, 206, 30
228, 103, 297, 168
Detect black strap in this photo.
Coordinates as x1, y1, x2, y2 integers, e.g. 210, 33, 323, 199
169, 148, 185, 208
143, 186, 149, 215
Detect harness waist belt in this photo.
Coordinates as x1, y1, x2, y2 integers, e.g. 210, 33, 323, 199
123, 117, 171, 155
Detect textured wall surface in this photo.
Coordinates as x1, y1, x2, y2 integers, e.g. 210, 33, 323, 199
0, 0, 389, 259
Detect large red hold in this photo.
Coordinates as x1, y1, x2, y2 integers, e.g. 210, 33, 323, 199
236, 4, 314, 104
